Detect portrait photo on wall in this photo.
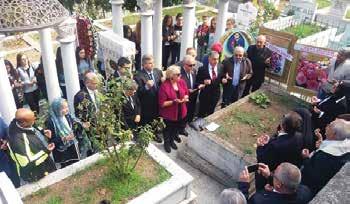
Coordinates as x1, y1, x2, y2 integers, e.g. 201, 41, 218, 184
288, 44, 336, 96
220, 29, 254, 57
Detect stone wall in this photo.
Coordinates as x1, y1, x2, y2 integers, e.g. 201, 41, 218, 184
310, 163, 350, 204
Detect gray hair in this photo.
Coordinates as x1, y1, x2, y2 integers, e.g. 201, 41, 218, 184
330, 119, 350, 140
219, 188, 247, 204
234, 46, 244, 54
274, 163, 301, 192
124, 79, 138, 91
141, 54, 154, 65
209, 51, 220, 59
183, 55, 195, 64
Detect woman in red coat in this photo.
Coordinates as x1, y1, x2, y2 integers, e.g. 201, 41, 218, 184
159, 65, 189, 153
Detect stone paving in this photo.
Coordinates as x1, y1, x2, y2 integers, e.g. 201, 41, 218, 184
152, 136, 226, 204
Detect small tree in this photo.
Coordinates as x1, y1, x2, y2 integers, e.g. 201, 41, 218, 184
77, 76, 163, 180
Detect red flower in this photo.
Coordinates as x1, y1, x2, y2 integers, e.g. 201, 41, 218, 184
306, 69, 318, 80
296, 71, 307, 85
306, 80, 320, 91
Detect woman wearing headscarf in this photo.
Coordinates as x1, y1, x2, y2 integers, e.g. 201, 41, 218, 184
46, 98, 80, 168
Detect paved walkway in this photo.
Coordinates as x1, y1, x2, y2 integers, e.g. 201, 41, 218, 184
152, 136, 225, 204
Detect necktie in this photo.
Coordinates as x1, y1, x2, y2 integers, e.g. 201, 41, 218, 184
188, 73, 193, 89
211, 66, 217, 80
148, 73, 157, 89
129, 96, 134, 109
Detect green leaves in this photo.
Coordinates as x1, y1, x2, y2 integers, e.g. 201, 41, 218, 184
249, 92, 271, 109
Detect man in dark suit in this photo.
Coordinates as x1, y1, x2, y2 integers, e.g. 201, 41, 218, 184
181, 55, 205, 124
111, 57, 132, 79
74, 72, 99, 151
221, 46, 253, 108
311, 82, 348, 137
134, 54, 163, 142
256, 111, 304, 190
301, 119, 350, 196
238, 162, 312, 204
243, 35, 272, 96
197, 51, 223, 118
122, 80, 141, 131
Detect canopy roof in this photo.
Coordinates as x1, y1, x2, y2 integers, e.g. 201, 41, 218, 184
0, 0, 69, 32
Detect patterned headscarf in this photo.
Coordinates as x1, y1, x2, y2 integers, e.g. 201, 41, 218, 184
49, 98, 72, 139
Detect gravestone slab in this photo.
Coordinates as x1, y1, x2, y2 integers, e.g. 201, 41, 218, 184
236, 2, 258, 29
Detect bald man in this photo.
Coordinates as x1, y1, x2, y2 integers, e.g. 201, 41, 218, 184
221, 46, 253, 107
7, 108, 56, 183
243, 35, 272, 96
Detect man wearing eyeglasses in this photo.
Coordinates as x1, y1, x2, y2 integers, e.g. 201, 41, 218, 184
180, 55, 205, 126
221, 46, 253, 108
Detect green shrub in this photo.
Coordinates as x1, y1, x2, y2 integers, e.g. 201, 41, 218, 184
249, 92, 271, 109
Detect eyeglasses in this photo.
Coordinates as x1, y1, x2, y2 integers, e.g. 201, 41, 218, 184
175, 73, 181, 76
235, 54, 243, 57
186, 64, 196, 67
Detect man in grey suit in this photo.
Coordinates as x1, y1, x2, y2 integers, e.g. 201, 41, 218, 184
221, 46, 253, 108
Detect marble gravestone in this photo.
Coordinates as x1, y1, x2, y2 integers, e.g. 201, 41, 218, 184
236, 1, 258, 29
288, 0, 317, 21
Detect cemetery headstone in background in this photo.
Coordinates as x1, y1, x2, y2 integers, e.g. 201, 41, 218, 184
236, 1, 258, 29
287, 0, 317, 21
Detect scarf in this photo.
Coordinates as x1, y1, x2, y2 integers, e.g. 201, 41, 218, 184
49, 98, 73, 142
317, 139, 350, 156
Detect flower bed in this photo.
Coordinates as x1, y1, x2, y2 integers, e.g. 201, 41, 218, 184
23, 155, 170, 204
17, 144, 195, 204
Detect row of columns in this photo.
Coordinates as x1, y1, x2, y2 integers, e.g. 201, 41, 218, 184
0, 0, 230, 124
0, 18, 80, 124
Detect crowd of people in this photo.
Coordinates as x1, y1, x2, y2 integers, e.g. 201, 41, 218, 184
1, 13, 350, 204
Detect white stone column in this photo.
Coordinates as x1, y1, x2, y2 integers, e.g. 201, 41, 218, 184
180, 0, 196, 60
137, 0, 154, 57
0, 35, 17, 124
153, 0, 163, 69
56, 18, 81, 115
214, 0, 229, 42
111, 0, 124, 36
39, 28, 61, 103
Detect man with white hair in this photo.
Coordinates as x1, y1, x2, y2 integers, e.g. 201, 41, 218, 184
180, 55, 205, 125
238, 162, 312, 203
197, 51, 223, 117
301, 119, 350, 196
243, 35, 271, 97
221, 46, 253, 108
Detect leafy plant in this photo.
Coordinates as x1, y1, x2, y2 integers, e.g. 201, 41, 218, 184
249, 92, 271, 109
76, 76, 163, 180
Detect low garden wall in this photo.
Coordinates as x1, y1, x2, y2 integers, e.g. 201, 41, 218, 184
310, 163, 350, 204
14, 143, 195, 204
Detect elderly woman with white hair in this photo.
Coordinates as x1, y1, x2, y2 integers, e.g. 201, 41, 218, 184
301, 118, 350, 196
159, 65, 189, 153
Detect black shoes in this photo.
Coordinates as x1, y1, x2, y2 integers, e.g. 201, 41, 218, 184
164, 142, 171, 153
154, 133, 163, 143
170, 141, 178, 150
174, 135, 182, 143
179, 129, 189, 137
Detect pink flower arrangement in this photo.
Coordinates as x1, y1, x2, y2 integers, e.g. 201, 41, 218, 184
295, 58, 328, 91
